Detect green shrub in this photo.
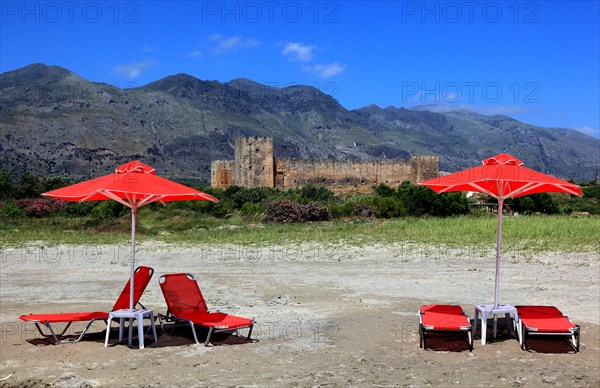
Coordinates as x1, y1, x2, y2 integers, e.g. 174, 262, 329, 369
205, 201, 233, 218
512, 196, 536, 214
441, 192, 470, 216
373, 183, 396, 197
229, 186, 281, 209
396, 182, 469, 217
397, 184, 437, 216
509, 193, 559, 215
582, 184, 600, 199
371, 196, 405, 218
90, 201, 127, 223
295, 185, 336, 203
0, 201, 26, 218
16, 172, 44, 198
43, 177, 73, 192
57, 202, 98, 217
328, 202, 353, 218
240, 202, 265, 218
0, 171, 15, 199
350, 203, 376, 218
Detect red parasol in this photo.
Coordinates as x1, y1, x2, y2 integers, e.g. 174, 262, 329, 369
43, 161, 218, 311
419, 153, 582, 307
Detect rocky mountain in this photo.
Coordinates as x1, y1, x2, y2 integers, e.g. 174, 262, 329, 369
1, 63, 598, 183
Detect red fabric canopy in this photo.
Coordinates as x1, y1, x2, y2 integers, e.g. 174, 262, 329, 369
419, 153, 582, 199
43, 161, 218, 207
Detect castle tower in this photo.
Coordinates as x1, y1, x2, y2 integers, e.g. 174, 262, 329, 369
411, 156, 439, 181
233, 136, 274, 188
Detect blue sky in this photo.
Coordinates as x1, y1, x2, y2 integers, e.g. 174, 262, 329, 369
1, 1, 599, 138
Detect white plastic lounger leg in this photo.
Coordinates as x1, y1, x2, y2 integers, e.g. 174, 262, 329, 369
493, 315, 498, 339
505, 313, 512, 336
118, 318, 125, 343
137, 312, 145, 349
150, 314, 158, 344
128, 318, 134, 346
481, 315, 488, 345
517, 320, 524, 349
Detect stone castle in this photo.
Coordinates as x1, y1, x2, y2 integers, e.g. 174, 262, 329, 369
211, 137, 439, 193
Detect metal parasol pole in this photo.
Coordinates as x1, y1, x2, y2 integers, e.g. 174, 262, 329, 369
130, 205, 137, 311
493, 197, 503, 308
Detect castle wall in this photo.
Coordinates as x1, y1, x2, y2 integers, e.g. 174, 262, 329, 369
211, 160, 233, 189
274, 156, 438, 192
233, 136, 274, 188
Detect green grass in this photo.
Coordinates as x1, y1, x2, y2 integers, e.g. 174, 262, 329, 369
1, 211, 598, 254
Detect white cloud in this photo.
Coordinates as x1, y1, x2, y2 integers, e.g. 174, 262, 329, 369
304, 62, 346, 78
142, 45, 159, 53
573, 126, 600, 138
282, 42, 315, 62
111, 60, 155, 79
210, 34, 259, 54
185, 50, 203, 58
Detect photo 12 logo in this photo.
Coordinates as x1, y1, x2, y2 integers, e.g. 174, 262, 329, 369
400, 1, 539, 23
1, 1, 140, 23
401, 81, 540, 104
200, 1, 340, 23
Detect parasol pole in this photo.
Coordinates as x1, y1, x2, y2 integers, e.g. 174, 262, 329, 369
130, 205, 137, 311
493, 196, 503, 308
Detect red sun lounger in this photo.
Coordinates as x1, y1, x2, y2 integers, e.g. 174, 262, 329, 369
419, 304, 473, 351
158, 273, 254, 346
20, 266, 154, 344
515, 305, 580, 352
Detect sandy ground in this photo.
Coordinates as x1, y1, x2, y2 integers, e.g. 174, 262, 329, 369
0, 242, 599, 387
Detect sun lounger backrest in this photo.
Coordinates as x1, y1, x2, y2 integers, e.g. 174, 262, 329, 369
159, 273, 209, 315
112, 266, 154, 311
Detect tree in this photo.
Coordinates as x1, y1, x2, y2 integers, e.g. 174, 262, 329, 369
16, 172, 44, 198
0, 171, 15, 199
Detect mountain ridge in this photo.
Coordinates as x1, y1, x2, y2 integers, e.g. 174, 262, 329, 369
1, 63, 598, 183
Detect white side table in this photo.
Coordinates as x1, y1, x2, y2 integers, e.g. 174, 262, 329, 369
473, 304, 518, 345
104, 309, 157, 349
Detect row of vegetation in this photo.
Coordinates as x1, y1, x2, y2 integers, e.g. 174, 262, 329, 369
1, 171, 599, 221
1, 171, 598, 251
